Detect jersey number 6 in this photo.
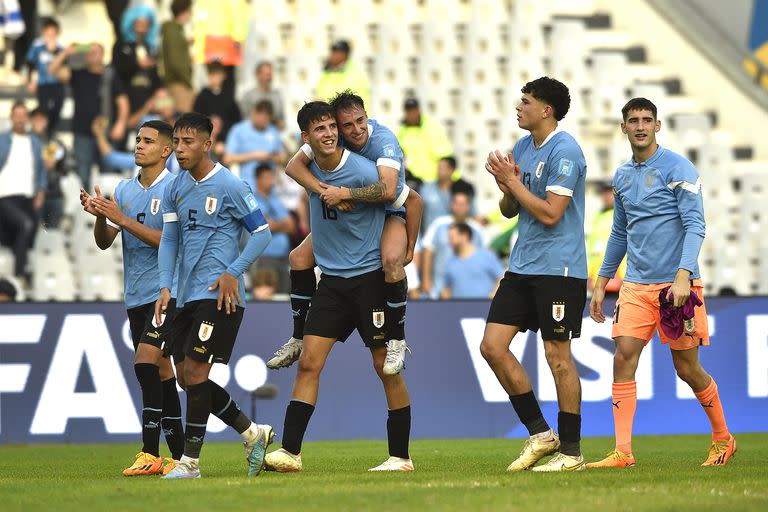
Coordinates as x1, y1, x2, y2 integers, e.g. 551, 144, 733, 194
321, 202, 337, 221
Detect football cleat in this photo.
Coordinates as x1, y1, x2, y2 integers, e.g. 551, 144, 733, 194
267, 338, 303, 369
586, 450, 636, 469
161, 458, 200, 479
702, 435, 737, 466
161, 458, 178, 476
530, 452, 586, 472
122, 452, 163, 476
382, 339, 410, 376
244, 424, 275, 477
368, 456, 414, 471
264, 448, 302, 472
506, 430, 560, 471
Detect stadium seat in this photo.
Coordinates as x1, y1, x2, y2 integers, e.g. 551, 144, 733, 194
31, 255, 77, 301
33, 229, 67, 256
0, 247, 14, 277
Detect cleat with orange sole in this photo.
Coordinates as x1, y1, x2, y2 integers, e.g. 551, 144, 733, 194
123, 452, 164, 476
702, 435, 737, 466
586, 450, 636, 469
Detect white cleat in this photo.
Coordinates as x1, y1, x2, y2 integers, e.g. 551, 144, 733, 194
530, 452, 586, 472
244, 424, 275, 477
382, 339, 410, 376
264, 448, 302, 473
161, 457, 201, 479
368, 456, 414, 471
266, 338, 303, 369
506, 429, 560, 471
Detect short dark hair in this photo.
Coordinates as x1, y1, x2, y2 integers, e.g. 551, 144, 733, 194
174, 112, 213, 138
521, 77, 571, 121
451, 222, 473, 239
255, 163, 274, 178
29, 107, 46, 118
297, 101, 334, 132
140, 119, 174, 141
10, 101, 27, 115
206, 61, 226, 75
255, 61, 272, 74
170, 0, 192, 17
41, 17, 60, 31
253, 99, 274, 117
329, 89, 365, 113
621, 97, 658, 121
440, 155, 457, 170
0, 278, 17, 300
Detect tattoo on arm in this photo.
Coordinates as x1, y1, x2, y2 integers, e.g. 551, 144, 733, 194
349, 182, 387, 203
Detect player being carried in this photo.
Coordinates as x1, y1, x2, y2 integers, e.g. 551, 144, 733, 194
266, 90, 423, 376
588, 98, 736, 468
265, 101, 414, 472
155, 113, 274, 479
80, 120, 185, 476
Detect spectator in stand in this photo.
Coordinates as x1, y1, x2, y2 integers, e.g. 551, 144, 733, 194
49, 42, 130, 191
192, 0, 249, 98
239, 61, 285, 129
25, 17, 64, 136
442, 223, 505, 299
91, 115, 180, 175
161, 0, 194, 112
103, 0, 129, 41
113, 4, 162, 143
193, 61, 242, 141
0, 277, 18, 302
251, 268, 278, 301
397, 98, 453, 182
29, 108, 67, 228
0, 103, 46, 280
250, 164, 295, 294
315, 40, 370, 107
223, 99, 285, 189
420, 155, 476, 232
9, 0, 36, 80
421, 190, 484, 299
127, 87, 180, 131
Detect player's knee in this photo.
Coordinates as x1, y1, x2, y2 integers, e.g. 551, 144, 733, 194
480, 338, 503, 363
381, 251, 404, 275
296, 353, 324, 376
673, 358, 700, 384
544, 344, 572, 374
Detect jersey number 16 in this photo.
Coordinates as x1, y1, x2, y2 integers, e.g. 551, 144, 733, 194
321, 202, 337, 221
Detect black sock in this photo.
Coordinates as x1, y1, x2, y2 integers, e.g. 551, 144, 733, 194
558, 412, 582, 456
281, 400, 315, 455
209, 380, 251, 434
161, 377, 185, 460
134, 363, 162, 457
387, 405, 411, 459
184, 381, 212, 459
290, 269, 316, 339
510, 391, 550, 436
384, 278, 407, 341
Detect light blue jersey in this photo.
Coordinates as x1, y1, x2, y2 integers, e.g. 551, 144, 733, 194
160, 163, 268, 307
422, 215, 485, 298
301, 118, 409, 210
599, 146, 705, 283
308, 149, 385, 278
109, 169, 175, 309
509, 128, 587, 279
444, 248, 505, 299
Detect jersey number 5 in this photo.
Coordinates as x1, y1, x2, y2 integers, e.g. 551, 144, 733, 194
321, 202, 337, 221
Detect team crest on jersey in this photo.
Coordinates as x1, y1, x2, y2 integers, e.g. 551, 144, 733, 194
552, 302, 565, 322
372, 309, 385, 328
645, 171, 655, 189
382, 144, 396, 158
205, 196, 218, 215
198, 321, 214, 341
151, 198, 161, 215
685, 318, 695, 332
535, 161, 545, 179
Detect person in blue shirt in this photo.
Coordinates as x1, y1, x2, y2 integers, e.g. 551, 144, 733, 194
155, 113, 274, 479
420, 156, 476, 232
79, 120, 184, 476
223, 99, 286, 191
251, 163, 295, 294
483, 77, 588, 472
267, 90, 424, 377
25, 18, 64, 136
264, 101, 414, 473
442, 223, 505, 299
588, 98, 735, 469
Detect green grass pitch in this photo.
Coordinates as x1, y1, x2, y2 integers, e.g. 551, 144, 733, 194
1, 434, 766, 511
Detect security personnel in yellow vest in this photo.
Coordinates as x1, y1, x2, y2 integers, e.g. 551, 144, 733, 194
588, 181, 626, 293
396, 98, 453, 183
315, 40, 370, 108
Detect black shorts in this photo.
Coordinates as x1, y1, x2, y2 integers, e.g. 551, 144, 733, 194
171, 299, 244, 364
304, 268, 387, 348
126, 299, 184, 362
486, 272, 587, 340
385, 210, 406, 221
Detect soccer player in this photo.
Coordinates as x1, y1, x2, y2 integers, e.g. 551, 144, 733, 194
79, 120, 184, 476
587, 98, 736, 468
155, 113, 274, 478
483, 77, 588, 472
265, 101, 414, 473
266, 90, 423, 376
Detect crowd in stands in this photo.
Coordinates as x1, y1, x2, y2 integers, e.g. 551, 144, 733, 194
0, 0, 615, 302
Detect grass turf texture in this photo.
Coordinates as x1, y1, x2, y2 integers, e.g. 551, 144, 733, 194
1, 434, 766, 511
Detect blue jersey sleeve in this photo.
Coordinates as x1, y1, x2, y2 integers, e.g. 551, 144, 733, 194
545, 147, 583, 197
598, 186, 628, 279
669, 161, 705, 273
229, 177, 268, 233
158, 182, 179, 289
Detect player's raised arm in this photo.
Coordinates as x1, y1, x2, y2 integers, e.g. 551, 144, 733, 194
285, 145, 326, 194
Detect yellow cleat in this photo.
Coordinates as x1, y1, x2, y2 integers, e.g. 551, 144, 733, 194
702, 435, 737, 466
123, 452, 163, 476
586, 450, 636, 469
161, 458, 178, 476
